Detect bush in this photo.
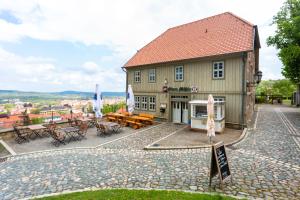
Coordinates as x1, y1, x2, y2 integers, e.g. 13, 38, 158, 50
31, 118, 44, 125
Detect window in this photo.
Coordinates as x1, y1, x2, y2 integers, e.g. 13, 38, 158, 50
149, 96, 156, 111
213, 61, 224, 79
148, 69, 156, 82
141, 96, 147, 110
135, 96, 140, 109
175, 66, 184, 81
134, 71, 141, 83
214, 97, 225, 102
214, 97, 225, 119
192, 105, 207, 118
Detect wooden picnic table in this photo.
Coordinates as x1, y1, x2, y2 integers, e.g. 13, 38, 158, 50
106, 113, 127, 123
131, 116, 153, 125
109, 113, 126, 118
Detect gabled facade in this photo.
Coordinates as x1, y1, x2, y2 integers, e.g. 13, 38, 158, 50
123, 12, 260, 128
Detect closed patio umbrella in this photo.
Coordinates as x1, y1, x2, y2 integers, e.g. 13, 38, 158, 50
207, 94, 215, 143
127, 84, 135, 114
93, 84, 103, 118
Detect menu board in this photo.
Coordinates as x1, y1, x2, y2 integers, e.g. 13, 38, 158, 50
209, 142, 232, 187
215, 144, 231, 181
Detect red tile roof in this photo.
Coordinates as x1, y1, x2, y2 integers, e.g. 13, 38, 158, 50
125, 12, 256, 68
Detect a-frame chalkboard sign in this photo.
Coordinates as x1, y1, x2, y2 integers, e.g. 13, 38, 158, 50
209, 141, 232, 189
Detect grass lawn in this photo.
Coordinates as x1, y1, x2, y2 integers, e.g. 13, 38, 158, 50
35, 189, 237, 200
0, 142, 10, 157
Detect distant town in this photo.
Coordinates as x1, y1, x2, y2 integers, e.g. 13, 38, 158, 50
0, 90, 125, 129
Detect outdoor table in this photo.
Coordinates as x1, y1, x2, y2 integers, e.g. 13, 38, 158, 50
61, 127, 80, 142
27, 125, 47, 139
100, 121, 121, 133
131, 116, 152, 125
80, 118, 96, 128
107, 113, 127, 124
109, 113, 126, 118
79, 118, 92, 122
89, 118, 98, 127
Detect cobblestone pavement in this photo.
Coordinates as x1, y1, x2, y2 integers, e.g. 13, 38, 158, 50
0, 105, 300, 200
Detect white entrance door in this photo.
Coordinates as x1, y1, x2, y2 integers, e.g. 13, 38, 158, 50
172, 102, 181, 123
182, 102, 189, 124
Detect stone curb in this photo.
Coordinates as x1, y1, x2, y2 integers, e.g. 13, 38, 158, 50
24, 187, 247, 200
144, 128, 248, 150
0, 139, 16, 156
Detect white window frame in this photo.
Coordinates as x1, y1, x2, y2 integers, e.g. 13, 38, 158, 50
192, 104, 207, 118
149, 96, 156, 111
214, 96, 225, 119
214, 97, 225, 102
213, 61, 224, 79
134, 71, 141, 83
135, 96, 140, 110
175, 66, 184, 81
141, 96, 148, 110
148, 69, 156, 83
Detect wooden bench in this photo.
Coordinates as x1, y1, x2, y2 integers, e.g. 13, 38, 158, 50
139, 113, 154, 124
139, 113, 154, 120
125, 119, 142, 129
107, 116, 117, 122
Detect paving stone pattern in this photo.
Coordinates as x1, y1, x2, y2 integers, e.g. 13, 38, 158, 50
0, 105, 300, 200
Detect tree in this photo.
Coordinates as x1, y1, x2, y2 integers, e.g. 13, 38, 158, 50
256, 79, 296, 97
267, 0, 300, 92
273, 79, 296, 97
4, 104, 15, 114
30, 108, 41, 114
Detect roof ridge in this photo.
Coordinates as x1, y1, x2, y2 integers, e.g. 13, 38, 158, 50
124, 12, 257, 68
168, 12, 253, 31
226, 12, 254, 26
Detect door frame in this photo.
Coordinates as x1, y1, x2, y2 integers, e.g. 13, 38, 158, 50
169, 93, 190, 124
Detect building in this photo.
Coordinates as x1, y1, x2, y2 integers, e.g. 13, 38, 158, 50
123, 12, 261, 128
40, 106, 70, 115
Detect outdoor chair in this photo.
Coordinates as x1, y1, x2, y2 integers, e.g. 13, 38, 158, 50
74, 119, 82, 127
13, 125, 30, 144
112, 123, 122, 133
78, 122, 88, 139
44, 123, 57, 136
88, 117, 97, 128
49, 129, 66, 147
96, 123, 110, 136
68, 118, 76, 127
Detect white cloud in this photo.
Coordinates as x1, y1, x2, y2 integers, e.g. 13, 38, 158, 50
0, 0, 286, 91
0, 47, 125, 92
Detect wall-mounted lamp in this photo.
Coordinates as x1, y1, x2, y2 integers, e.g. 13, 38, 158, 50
255, 70, 263, 84
247, 70, 262, 87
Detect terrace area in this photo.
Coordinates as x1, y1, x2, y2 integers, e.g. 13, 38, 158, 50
0, 113, 242, 155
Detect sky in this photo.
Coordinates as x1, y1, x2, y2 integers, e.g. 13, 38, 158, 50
0, 0, 285, 92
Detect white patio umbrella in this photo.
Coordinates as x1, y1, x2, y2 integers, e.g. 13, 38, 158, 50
207, 94, 215, 143
127, 84, 135, 114
93, 84, 103, 118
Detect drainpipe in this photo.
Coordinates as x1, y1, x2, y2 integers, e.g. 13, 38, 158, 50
122, 67, 128, 111
241, 52, 247, 129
